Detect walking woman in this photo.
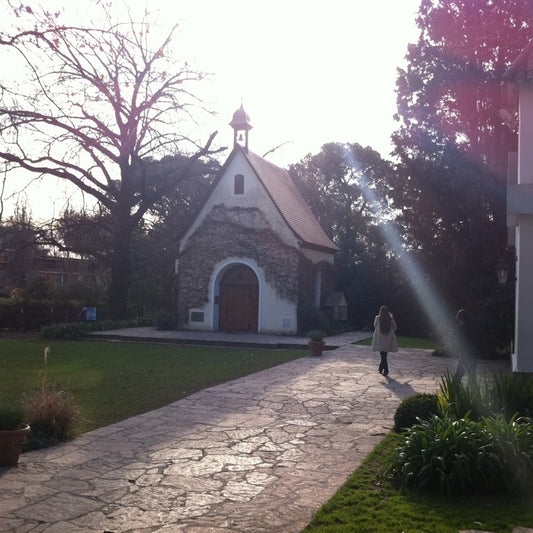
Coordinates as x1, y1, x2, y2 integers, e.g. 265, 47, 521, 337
371, 305, 398, 376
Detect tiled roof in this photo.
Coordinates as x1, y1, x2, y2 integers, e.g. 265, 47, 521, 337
242, 147, 339, 252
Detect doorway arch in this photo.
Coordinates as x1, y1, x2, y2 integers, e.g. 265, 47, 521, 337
218, 264, 259, 332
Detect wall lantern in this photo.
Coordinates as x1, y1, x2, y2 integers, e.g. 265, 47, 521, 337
496, 259, 509, 286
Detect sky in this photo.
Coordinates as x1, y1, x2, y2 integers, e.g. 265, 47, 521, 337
1, 0, 422, 219
174, 0, 422, 167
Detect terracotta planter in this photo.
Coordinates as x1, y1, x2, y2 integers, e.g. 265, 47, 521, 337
0, 425, 31, 467
308, 340, 325, 356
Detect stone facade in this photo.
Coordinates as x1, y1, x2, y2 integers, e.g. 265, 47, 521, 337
178, 205, 301, 325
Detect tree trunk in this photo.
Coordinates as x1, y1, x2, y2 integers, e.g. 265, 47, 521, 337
108, 220, 132, 320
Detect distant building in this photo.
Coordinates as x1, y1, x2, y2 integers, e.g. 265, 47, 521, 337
32, 255, 98, 289
176, 104, 340, 334
0, 252, 97, 297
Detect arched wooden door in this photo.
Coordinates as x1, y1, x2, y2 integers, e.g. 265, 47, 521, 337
219, 265, 259, 332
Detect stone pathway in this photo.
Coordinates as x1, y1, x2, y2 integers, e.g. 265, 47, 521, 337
0, 343, 507, 532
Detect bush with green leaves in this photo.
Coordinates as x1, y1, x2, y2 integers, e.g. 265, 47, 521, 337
307, 329, 325, 342
438, 371, 533, 422
393, 414, 496, 495
0, 405, 27, 430
391, 413, 533, 496
483, 414, 533, 495
488, 372, 533, 420
40, 316, 154, 339
437, 371, 487, 421
394, 393, 440, 431
297, 304, 331, 335
155, 310, 178, 330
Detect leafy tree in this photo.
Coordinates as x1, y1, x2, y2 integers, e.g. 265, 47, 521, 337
129, 155, 220, 314
394, 141, 506, 296
394, 0, 532, 173
0, 2, 221, 318
51, 154, 220, 315
53, 208, 113, 264
0, 206, 42, 293
391, 0, 527, 347
290, 143, 400, 327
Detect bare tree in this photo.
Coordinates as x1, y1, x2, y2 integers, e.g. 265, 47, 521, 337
0, 2, 221, 318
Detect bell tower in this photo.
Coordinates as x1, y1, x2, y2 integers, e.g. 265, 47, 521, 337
229, 102, 253, 150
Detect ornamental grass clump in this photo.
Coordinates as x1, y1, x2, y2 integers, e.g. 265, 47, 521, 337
488, 372, 533, 420
482, 414, 533, 495
23, 347, 80, 450
438, 371, 533, 423
23, 381, 79, 450
437, 371, 487, 421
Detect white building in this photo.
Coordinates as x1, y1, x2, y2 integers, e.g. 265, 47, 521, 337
176, 105, 339, 334
503, 41, 533, 372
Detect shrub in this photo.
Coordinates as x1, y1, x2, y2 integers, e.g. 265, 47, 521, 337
488, 372, 533, 420
391, 412, 533, 496
438, 371, 533, 423
391, 414, 499, 495
40, 316, 154, 339
307, 329, 325, 342
392, 370, 533, 497
437, 371, 487, 421
155, 310, 178, 330
40, 322, 86, 340
394, 393, 440, 431
0, 297, 85, 330
482, 414, 533, 495
297, 304, 331, 335
23, 379, 79, 450
0, 405, 26, 430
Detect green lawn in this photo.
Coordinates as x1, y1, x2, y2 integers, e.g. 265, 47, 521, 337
357, 336, 439, 350
303, 433, 533, 533
0, 338, 305, 434
3, 335, 530, 532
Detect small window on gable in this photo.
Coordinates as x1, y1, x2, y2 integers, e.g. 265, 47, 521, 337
234, 174, 244, 195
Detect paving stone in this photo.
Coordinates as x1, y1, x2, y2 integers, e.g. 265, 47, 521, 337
0, 333, 509, 532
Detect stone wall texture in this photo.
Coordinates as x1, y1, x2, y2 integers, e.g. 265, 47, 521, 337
178, 205, 302, 324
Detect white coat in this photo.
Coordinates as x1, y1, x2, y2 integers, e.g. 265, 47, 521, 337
371, 315, 398, 352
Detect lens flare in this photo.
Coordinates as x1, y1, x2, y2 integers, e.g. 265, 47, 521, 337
342, 145, 457, 345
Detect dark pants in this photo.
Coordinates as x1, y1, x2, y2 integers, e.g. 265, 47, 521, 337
379, 351, 388, 375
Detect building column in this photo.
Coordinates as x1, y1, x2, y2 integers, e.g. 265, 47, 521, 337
513, 81, 533, 371
513, 216, 533, 371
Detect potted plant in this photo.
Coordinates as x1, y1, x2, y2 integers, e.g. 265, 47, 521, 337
0, 405, 31, 467
308, 329, 326, 356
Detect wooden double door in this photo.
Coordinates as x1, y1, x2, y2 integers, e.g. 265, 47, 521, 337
219, 265, 259, 332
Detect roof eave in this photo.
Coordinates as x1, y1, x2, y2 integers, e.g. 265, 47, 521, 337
242, 149, 339, 253
504, 40, 533, 82
299, 240, 339, 254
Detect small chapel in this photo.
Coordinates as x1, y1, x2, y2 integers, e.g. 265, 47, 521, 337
176, 104, 340, 335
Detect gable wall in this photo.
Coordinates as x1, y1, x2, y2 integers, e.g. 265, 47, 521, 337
180, 150, 299, 254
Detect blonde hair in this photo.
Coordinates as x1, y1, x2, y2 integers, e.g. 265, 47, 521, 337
378, 305, 392, 334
